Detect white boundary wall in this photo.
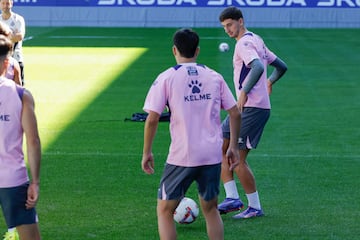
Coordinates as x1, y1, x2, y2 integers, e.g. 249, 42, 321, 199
14, 7, 360, 28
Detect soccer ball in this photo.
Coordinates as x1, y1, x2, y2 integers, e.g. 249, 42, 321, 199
219, 42, 229, 52
173, 197, 199, 224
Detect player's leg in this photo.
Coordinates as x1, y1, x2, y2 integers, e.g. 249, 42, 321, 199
235, 149, 256, 194
232, 108, 270, 219
232, 149, 264, 219
0, 184, 40, 240
197, 163, 223, 240
17, 223, 41, 240
18, 62, 24, 86
221, 138, 233, 183
156, 164, 194, 239
0, 190, 16, 240
157, 199, 179, 240
199, 197, 223, 240
218, 116, 243, 214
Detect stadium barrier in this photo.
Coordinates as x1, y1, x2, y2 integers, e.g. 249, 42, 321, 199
15, 6, 360, 28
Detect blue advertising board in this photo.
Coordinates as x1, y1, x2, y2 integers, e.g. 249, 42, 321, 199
13, 0, 360, 8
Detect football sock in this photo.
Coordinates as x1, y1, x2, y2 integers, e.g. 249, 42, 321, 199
246, 191, 261, 210
224, 180, 240, 199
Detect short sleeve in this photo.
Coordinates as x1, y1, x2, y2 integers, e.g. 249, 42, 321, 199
143, 72, 169, 115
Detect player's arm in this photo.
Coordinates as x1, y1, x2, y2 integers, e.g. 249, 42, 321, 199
9, 32, 23, 43
142, 110, 160, 174
237, 59, 264, 111
9, 26, 24, 43
10, 18, 25, 43
226, 105, 241, 171
21, 89, 41, 209
241, 59, 264, 93
267, 57, 288, 94
268, 57, 287, 84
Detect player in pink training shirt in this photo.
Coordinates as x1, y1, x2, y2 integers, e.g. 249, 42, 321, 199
0, 35, 41, 240
142, 28, 241, 240
217, 6, 288, 219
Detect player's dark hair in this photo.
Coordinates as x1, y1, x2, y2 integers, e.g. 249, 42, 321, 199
173, 28, 199, 58
0, 35, 12, 57
219, 6, 243, 22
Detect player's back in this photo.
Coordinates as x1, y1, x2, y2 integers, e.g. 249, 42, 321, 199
164, 63, 233, 167
0, 77, 27, 188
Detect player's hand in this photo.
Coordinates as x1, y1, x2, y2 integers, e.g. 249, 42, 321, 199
226, 148, 240, 171
267, 79, 273, 95
26, 182, 39, 209
142, 153, 155, 174
8, 33, 16, 44
237, 90, 248, 113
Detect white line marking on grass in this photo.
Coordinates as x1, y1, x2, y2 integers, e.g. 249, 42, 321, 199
44, 35, 339, 42
47, 35, 224, 40
202, 36, 228, 40
48, 35, 144, 39
252, 153, 360, 159
42, 151, 360, 159
23, 36, 34, 41
44, 151, 130, 157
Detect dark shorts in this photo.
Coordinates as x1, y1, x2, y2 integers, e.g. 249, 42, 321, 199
0, 183, 38, 228
222, 107, 270, 150
158, 163, 221, 201
19, 62, 24, 85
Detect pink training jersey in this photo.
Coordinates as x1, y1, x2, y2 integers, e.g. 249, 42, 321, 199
233, 31, 277, 109
143, 63, 236, 167
0, 77, 28, 188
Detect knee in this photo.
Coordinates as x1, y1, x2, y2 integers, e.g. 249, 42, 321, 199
200, 198, 218, 213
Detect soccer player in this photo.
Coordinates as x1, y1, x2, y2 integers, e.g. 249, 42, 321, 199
0, 0, 25, 85
217, 6, 288, 219
0, 21, 21, 85
0, 35, 42, 240
141, 28, 241, 239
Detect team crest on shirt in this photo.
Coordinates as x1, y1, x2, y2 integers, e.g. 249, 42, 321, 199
187, 66, 198, 76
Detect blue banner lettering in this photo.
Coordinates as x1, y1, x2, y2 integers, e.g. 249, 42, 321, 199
12, 0, 360, 7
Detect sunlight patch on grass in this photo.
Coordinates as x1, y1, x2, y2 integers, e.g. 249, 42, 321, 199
23, 47, 147, 150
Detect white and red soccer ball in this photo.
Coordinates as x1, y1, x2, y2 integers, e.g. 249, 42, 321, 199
173, 197, 199, 224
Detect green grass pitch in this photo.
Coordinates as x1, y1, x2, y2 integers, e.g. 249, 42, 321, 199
1, 27, 359, 239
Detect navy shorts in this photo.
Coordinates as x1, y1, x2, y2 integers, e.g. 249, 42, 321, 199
222, 107, 270, 150
0, 183, 39, 228
158, 163, 221, 201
